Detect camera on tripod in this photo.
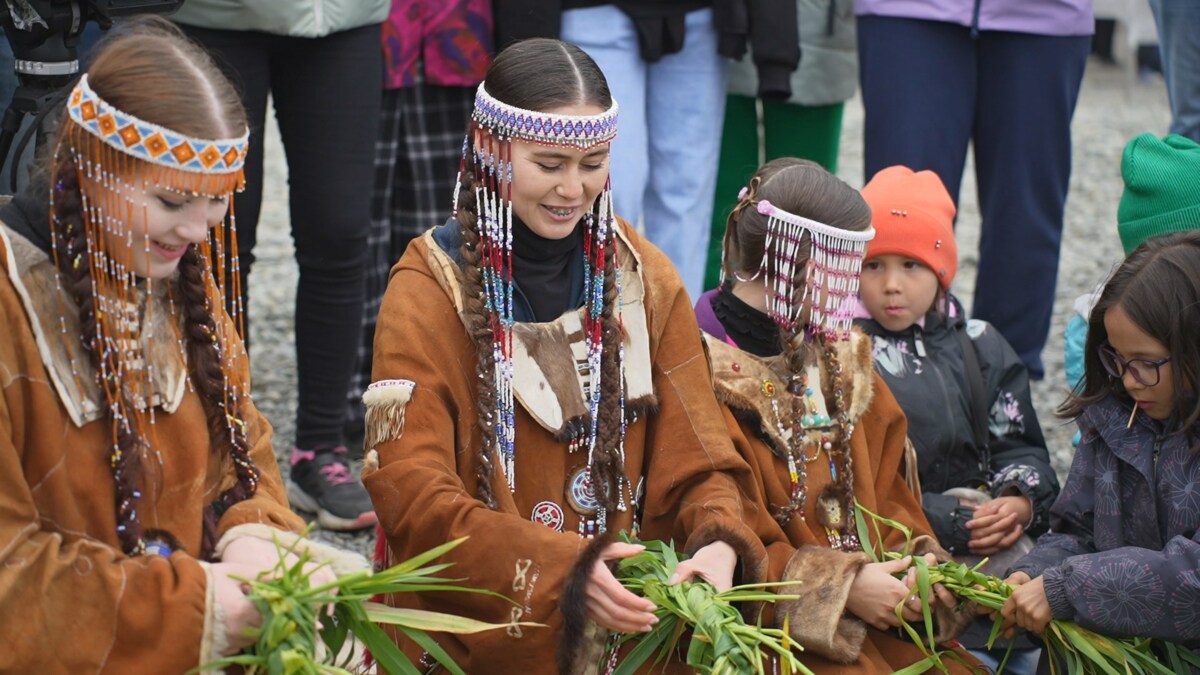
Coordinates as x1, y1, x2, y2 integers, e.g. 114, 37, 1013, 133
0, 0, 184, 189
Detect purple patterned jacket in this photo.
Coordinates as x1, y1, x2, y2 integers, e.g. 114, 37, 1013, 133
1011, 396, 1200, 647
383, 0, 492, 89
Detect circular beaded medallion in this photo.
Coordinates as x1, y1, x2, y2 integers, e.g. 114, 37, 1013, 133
565, 465, 600, 515
530, 500, 566, 531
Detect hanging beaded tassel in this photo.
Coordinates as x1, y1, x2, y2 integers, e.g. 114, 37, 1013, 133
461, 84, 621, 504
753, 200, 873, 340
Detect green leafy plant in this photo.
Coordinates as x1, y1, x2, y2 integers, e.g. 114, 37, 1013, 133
854, 502, 1200, 675
604, 534, 813, 675
193, 535, 535, 675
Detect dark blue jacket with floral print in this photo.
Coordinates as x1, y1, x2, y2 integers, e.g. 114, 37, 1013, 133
1011, 396, 1200, 647
854, 296, 1060, 556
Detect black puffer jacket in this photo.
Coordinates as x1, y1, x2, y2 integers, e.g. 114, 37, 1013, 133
854, 296, 1059, 555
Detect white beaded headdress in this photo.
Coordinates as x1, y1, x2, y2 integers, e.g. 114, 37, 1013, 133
456, 82, 627, 534
750, 197, 874, 340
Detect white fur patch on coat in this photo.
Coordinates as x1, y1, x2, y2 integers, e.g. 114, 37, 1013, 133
362, 378, 416, 460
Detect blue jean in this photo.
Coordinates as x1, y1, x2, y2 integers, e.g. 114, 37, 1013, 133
561, 6, 727, 300
969, 646, 1041, 675
1150, 0, 1200, 143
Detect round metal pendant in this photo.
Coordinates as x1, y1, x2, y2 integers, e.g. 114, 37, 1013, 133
566, 465, 600, 516
530, 500, 566, 531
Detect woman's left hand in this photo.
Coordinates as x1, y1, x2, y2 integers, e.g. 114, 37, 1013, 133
668, 541, 737, 591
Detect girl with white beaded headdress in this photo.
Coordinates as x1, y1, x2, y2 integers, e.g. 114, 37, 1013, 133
362, 37, 766, 674
694, 158, 982, 672
0, 17, 365, 672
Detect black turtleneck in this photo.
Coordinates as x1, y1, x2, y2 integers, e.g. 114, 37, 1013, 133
512, 217, 583, 322
712, 282, 782, 357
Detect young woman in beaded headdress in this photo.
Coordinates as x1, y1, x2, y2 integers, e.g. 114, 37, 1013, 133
694, 158, 981, 672
362, 37, 766, 673
0, 17, 365, 672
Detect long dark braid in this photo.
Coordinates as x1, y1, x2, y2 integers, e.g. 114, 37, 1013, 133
51, 155, 147, 555
591, 224, 624, 512
456, 168, 500, 509
176, 247, 259, 557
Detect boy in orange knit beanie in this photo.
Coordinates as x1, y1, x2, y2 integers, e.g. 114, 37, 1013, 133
855, 165, 1058, 675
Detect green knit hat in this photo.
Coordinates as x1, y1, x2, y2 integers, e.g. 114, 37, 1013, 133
1117, 133, 1200, 255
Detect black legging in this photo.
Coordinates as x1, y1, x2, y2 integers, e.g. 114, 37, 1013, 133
180, 23, 382, 450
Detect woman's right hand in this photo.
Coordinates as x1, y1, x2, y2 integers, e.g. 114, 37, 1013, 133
210, 561, 267, 653
585, 543, 658, 634
845, 556, 922, 630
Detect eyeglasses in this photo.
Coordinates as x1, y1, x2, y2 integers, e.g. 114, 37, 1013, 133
1098, 342, 1171, 387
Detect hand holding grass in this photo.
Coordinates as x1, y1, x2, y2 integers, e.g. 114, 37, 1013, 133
998, 572, 1053, 636
588, 542, 659, 633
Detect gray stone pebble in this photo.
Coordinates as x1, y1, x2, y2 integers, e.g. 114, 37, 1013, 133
247, 61, 1172, 556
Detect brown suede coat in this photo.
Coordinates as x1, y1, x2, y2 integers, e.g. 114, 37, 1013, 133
0, 224, 307, 673
364, 222, 767, 674
705, 333, 979, 674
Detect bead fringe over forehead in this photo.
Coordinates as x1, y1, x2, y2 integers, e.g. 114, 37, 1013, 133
754, 200, 874, 340
471, 83, 618, 150
68, 74, 249, 176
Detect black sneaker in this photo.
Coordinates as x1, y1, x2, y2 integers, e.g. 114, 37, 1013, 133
287, 446, 378, 531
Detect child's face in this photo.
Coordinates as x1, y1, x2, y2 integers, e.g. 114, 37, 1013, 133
859, 254, 940, 332
89, 176, 230, 280
478, 103, 611, 241
1103, 304, 1175, 421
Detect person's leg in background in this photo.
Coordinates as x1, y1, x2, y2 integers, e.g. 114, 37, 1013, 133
346, 77, 474, 451
561, 6, 648, 228
762, 99, 843, 171
644, 7, 727, 299
175, 26, 272, 323
858, 15, 975, 201
272, 24, 382, 530
706, 93, 759, 291
1150, 0, 1200, 142
972, 31, 1089, 379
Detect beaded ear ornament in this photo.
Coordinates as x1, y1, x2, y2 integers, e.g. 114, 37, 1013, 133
50, 74, 255, 556
456, 83, 628, 536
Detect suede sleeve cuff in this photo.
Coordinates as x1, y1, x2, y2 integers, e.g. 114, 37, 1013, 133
775, 545, 872, 664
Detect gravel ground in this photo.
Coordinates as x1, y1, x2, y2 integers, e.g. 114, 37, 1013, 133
247, 58, 1172, 557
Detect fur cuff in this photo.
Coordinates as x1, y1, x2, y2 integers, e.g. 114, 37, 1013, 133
775, 545, 873, 664
907, 535, 978, 643
683, 518, 769, 586
558, 533, 612, 675
198, 561, 231, 668
214, 523, 370, 577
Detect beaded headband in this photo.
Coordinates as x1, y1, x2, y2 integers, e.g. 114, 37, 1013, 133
67, 74, 249, 175
752, 199, 874, 339
471, 83, 618, 150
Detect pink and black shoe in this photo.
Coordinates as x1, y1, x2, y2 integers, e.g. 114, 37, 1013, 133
287, 446, 378, 531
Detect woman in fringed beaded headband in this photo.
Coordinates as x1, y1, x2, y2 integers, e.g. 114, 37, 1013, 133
0, 17, 364, 672
693, 158, 982, 672
362, 37, 767, 674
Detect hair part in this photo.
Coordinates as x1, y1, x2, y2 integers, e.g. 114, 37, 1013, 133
1060, 230, 1200, 444
481, 38, 612, 113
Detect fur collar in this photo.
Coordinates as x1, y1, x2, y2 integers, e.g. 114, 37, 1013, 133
1, 224, 188, 427
703, 330, 875, 459
422, 223, 657, 440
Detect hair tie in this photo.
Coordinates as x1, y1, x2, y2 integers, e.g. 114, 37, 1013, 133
737, 186, 749, 201
756, 199, 774, 216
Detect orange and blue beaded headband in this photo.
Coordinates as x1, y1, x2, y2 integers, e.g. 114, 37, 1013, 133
67, 73, 249, 175
471, 82, 619, 150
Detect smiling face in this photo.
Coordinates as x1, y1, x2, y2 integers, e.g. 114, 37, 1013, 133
89, 175, 231, 280
1104, 303, 1176, 421
481, 103, 611, 240
859, 254, 941, 332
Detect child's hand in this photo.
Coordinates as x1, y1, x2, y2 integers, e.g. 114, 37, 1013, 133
210, 561, 268, 652
586, 542, 658, 633
847, 555, 941, 630
966, 496, 1031, 555
1000, 573, 1052, 635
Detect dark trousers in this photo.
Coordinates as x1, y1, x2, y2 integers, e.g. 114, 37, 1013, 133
858, 16, 1090, 378
181, 23, 382, 448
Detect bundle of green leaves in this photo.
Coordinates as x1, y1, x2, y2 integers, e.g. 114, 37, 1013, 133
605, 535, 812, 675
194, 536, 533, 675
854, 503, 1200, 675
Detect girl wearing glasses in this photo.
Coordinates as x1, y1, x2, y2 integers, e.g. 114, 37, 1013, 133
1000, 231, 1200, 660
